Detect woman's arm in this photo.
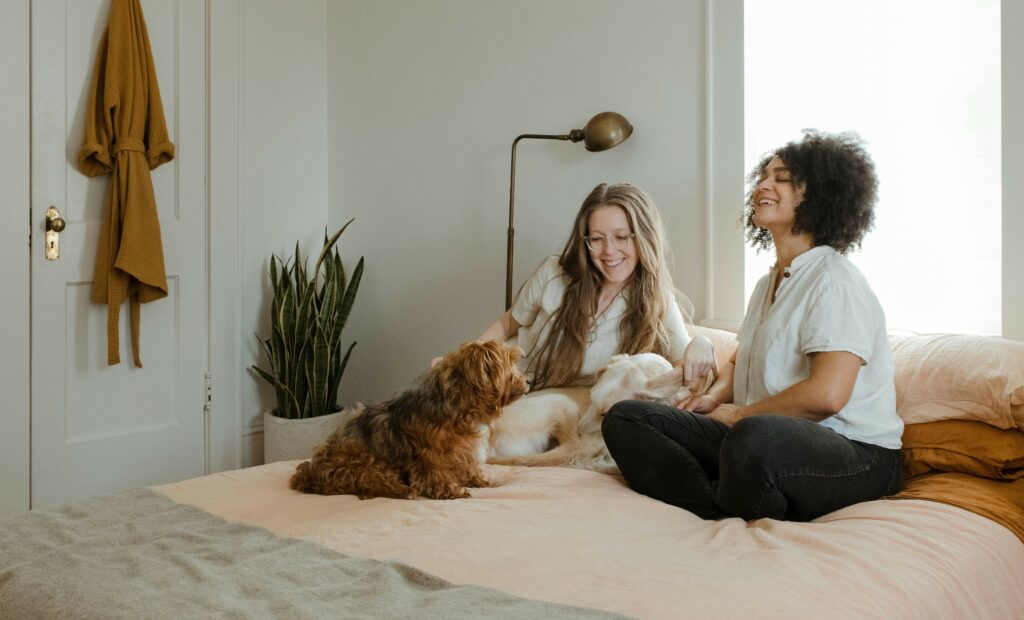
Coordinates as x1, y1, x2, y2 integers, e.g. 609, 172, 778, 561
709, 350, 861, 425
477, 310, 521, 343
680, 348, 735, 412
431, 311, 523, 368
661, 297, 717, 385
679, 336, 716, 386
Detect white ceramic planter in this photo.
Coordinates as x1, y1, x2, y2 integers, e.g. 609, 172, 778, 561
263, 408, 347, 463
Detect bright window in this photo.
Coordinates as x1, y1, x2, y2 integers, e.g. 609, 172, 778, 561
744, 0, 1001, 334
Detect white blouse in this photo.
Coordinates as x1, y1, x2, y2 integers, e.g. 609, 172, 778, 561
735, 245, 903, 449
510, 256, 690, 381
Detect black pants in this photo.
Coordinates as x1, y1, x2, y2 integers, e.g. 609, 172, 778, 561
602, 401, 902, 521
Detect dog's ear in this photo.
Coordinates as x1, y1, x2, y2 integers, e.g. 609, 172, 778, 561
445, 341, 512, 393
689, 365, 718, 395
637, 366, 684, 401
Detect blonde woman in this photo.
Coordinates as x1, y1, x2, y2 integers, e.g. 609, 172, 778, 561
477, 182, 715, 390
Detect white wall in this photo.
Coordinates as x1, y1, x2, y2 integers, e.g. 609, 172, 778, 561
327, 0, 708, 403
0, 0, 30, 516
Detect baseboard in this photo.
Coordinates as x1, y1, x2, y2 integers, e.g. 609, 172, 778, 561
243, 427, 264, 468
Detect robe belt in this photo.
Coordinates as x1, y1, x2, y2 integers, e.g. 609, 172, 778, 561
106, 136, 149, 367
112, 137, 146, 155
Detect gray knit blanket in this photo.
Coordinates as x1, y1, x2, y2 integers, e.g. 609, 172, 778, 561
0, 488, 628, 619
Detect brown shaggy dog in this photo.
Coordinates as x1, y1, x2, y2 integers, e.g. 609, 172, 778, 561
290, 341, 527, 500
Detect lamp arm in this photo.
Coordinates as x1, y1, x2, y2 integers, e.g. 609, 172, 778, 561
506, 133, 574, 310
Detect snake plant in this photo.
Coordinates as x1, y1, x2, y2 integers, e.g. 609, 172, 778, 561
252, 219, 364, 419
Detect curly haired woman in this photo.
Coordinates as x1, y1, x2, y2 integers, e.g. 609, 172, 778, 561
603, 131, 904, 521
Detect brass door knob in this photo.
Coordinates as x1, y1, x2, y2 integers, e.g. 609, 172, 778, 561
45, 206, 64, 260
45, 206, 65, 231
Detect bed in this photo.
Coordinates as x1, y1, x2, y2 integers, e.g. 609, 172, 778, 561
3, 329, 1023, 619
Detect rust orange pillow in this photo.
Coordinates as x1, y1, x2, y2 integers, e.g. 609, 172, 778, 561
901, 420, 1024, 480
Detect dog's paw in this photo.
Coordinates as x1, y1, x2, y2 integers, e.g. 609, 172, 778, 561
441, 487, 472, 500
417, 484, 471, 500
466, 475, 490, 488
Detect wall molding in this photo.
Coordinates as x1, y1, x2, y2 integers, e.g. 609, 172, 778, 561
208, 0, 244, 471
1003, 0, 1023, 341
704, 0, 746, 326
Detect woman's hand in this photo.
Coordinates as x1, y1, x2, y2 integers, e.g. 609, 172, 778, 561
678, 393, 718, 413
681, 335, 716, 386
706, 404, 743, 427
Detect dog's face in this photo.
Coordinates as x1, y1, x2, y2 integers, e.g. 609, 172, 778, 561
435, 340, 527, 423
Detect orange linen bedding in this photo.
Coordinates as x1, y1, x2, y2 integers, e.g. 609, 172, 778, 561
159, 461, 1024, 620
894, 472, 1024, 542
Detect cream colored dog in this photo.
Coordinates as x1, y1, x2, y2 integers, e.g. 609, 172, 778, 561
488, 353, 716, 474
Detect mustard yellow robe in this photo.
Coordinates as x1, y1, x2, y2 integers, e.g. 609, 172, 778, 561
79, 0, 174, 367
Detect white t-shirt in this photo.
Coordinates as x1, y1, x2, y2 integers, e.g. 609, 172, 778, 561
510, 256, 691, 381
735, 245, 903, 449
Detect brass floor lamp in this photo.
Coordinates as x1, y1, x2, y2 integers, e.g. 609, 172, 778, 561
505, 111, 634, 309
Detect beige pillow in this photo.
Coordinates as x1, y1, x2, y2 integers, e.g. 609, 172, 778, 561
892, 334, 1024, 430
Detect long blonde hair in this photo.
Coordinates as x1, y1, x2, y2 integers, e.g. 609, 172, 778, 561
526, 183, 678, 390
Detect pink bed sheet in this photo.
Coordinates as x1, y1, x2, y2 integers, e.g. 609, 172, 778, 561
159, 462, 1024, 619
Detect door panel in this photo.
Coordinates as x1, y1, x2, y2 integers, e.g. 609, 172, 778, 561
31, 0, 208, 509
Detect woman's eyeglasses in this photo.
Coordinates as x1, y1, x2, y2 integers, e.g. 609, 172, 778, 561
584, 233, 635, 252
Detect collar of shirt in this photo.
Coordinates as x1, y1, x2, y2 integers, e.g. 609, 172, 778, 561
769, 244, 835, 279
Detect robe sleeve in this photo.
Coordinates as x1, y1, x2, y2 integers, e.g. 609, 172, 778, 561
77, 31, 114, 177
140, 17, 174, 170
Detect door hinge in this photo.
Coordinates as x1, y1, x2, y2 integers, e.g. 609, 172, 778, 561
203, 372, 212, 415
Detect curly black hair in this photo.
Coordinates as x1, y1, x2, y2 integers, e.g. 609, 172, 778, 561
744, 130, 879, 255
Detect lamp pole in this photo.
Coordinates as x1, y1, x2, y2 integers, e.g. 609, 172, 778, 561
504, 112, 632, 311
506, 133, 579, 310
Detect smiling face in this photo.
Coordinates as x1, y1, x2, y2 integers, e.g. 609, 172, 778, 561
586, 205, 638, 286
752, 156, 806, 234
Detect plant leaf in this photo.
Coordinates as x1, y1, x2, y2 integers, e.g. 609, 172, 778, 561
253, 220, 360, 419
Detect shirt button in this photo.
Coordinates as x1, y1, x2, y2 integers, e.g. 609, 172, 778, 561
783, 271, 791, 278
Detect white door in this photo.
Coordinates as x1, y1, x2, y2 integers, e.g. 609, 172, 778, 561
30, 0, 208, 509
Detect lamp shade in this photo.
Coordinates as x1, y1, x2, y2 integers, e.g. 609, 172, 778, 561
582, 111, 633, 152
